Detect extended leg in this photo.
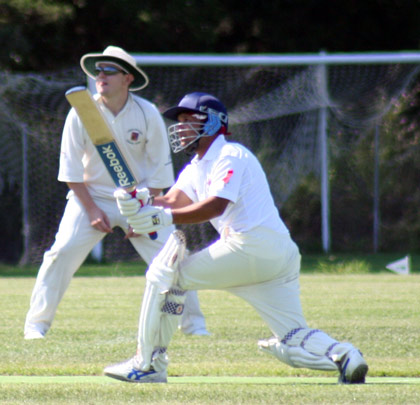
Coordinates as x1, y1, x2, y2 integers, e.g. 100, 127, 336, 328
258, 328, 368, 383
226, 272, 368, 384
24, 196, 103, 338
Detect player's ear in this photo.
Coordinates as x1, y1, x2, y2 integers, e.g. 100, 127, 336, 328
124, 73, 135, 87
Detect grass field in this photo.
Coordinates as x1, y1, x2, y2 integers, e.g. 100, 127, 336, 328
1, 254, 419, 404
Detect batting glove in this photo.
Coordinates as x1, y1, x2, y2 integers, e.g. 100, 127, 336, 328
114, 188, 140, 217
127, 205, 173, 234
134, 187, 151, 207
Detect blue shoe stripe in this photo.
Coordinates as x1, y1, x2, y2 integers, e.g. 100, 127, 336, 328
127, 369, 155, 381
340, 358, 350, 383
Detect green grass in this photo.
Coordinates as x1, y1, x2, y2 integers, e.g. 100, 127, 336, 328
1, 252, 418, 277
0, 254, 419, 404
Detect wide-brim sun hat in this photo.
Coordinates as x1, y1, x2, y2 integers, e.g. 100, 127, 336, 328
80, 46, 149, 91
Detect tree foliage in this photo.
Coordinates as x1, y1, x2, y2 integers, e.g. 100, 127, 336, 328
379, 83, 420, 251
1, 0, 419, 71
0, 0, 420, 260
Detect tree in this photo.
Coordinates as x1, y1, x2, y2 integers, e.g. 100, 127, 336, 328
1, 0, 419, 71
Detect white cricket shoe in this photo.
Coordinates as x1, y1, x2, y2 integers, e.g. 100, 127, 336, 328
24, 330, 45, 340
338, 348, 368, 384
189, 328, 211, 336
181, 326, 211, 336
104, 357, 167, 383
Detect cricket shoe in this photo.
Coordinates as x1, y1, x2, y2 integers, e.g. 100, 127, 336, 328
24, 330, 45, 340
338, 348, 368, 384
104, 357, 167, 383
188, 328, 211, 336
180, 326, 211, 336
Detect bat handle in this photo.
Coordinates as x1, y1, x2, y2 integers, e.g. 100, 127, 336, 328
129, 189, 158, 240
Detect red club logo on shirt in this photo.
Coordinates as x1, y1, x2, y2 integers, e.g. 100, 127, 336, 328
131, 131, 140, 141
223, 169, 234, 184
127, 129, 143, 145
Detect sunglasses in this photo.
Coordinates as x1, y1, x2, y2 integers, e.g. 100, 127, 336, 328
94, 66, 127, 76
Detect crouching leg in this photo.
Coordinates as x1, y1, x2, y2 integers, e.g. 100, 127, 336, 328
104, 230, 187, 383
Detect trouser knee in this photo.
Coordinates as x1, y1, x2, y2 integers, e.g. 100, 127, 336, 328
146, 230, 187, 292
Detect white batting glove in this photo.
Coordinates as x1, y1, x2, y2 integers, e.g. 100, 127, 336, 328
134, 187, 151, 207
127, 205, 173, 234
114, 188, 140, 217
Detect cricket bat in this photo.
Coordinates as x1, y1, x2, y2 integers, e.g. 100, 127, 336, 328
65, 86, 157, 240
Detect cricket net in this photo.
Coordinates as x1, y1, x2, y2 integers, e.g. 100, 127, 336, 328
0, 54, 419, 264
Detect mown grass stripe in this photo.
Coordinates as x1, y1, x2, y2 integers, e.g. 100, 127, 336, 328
1, 376, 419, 385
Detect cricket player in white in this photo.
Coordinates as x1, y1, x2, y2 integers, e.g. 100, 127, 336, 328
105, 92, 368, 384
24, 47, 208, 340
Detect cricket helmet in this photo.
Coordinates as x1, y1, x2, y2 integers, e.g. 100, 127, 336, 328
163, 92, 228, 153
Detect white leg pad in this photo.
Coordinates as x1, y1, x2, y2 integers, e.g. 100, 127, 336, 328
259, 328, 353, 371
146, 230, 186, 292
136, 281, 166, 371
135, 231, 187, 372
151, 287, 187, 372
280, 343, 338, 371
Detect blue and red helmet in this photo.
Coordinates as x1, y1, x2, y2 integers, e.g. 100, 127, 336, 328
163, 92, 228, 127
163, 92, 229, 153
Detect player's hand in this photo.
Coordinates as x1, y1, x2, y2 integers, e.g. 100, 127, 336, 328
114, 188, 141, 217
88, 207, 113, 233
134, 187, 151, 207
124, 226, 141, 239
127, 205, 173, 234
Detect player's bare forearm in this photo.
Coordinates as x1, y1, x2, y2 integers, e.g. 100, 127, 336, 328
153, 188, 229, 224
171, 196, 230, 225
67, 182, 97, 210
153, 187, 192, 209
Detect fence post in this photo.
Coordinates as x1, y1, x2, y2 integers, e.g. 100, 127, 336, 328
19, 127, 30, 265
317, 55, 331, 253
373, 124, 380, 252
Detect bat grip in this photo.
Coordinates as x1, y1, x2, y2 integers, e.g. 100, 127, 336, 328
129, 189, 158, 240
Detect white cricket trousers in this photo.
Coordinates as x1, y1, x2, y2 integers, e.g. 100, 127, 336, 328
178, 227, 308, 339
24, 194, 203, 335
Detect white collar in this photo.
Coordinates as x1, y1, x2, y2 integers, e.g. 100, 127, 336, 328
191, 135, 226, 164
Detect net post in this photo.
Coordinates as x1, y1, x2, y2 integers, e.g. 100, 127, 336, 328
373, 124, 381, 253
19, 126, 30, 265
317, 52, 331, 253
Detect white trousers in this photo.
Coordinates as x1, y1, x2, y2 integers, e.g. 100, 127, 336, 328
178, 227, 308, 338
24, 194, 206, 335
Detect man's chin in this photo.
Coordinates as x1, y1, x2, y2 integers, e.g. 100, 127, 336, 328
96, 85, 108, 94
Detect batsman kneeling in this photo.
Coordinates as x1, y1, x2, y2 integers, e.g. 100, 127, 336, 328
104, 92, 368, 384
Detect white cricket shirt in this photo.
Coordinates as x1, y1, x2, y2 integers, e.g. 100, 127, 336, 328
174, 135, 289, 235
58, 93, 174, 199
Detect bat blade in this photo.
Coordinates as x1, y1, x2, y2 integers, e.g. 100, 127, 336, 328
65, 86, 137, 190
65, 86, 157, 240
65, 86, 114, 145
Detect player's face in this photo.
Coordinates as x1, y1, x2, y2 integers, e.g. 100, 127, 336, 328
95, 63, 132, 96
175, 112, 218, 157
176, 112, 205, 146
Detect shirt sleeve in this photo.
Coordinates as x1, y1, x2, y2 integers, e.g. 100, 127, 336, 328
57, 108, 87, 183
143, 102, 175, 189
172, 164, 198, 203
207, 155, 245, 203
